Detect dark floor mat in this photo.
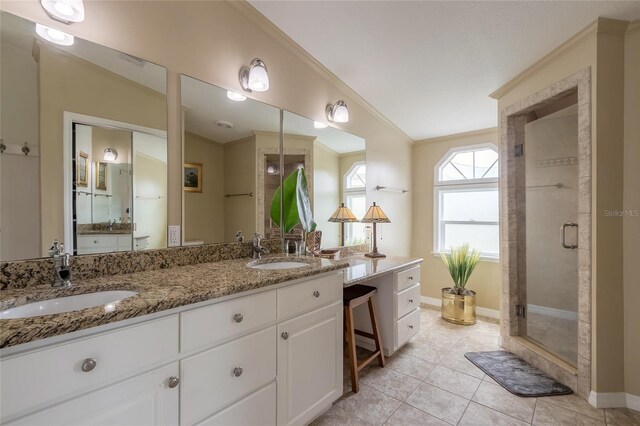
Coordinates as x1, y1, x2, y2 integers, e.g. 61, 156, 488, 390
464, 350, 573, 397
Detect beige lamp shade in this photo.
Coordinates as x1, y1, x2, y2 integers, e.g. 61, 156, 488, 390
328, 203, 359, 223
361, 202, 390, 223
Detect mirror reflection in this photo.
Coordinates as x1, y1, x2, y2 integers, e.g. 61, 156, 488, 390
181, 75, 281, 245
0, 11, 168, 261
282, 111, 366, 250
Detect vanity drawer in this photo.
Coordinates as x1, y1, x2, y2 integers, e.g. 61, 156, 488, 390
181, 290, 276, 353
180, 326, 276, 426
0, 315, 179, 421
195, 382, 276, 426
395, 266, 420, 292
277, 273, 342, 320
396, 283, 421, 319
76, 235, 118, 249
396, 308, 420, 349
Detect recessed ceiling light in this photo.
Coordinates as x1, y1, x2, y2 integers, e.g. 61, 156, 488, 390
40, 0, 85, 24
35, 23, 74, 46
313, 121, 328, 129
227, 91, 247, 102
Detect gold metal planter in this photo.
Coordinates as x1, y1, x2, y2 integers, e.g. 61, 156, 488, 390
441, 288, 477, 325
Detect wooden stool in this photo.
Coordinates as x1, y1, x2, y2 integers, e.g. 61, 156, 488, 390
343, 284, 385, 393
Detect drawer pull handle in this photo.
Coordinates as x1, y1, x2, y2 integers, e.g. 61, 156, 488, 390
408, 325, 414, 330
233, 313, 244, 323
408, 298, 414, 303
233, 367, 243, 377
408, 276, 414, 280
81, 358, 97, 372
313, 290, 320, 298
281, 331, 289, 340
168, 376, 180, 388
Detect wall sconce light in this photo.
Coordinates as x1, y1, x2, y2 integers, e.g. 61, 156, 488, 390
313, 121, 328, 129
361, 202, 391, 258
239, 58, 270, 93
35, 23, 74, 46
326, 100, 349, 123
227, 91, 247, 102
103, 148, 118, 162
40, 0, 85, 24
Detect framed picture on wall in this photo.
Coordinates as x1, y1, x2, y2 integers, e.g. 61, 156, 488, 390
96, 162, 108, 191
184, 162, 202, 193
77, 151, 89, 187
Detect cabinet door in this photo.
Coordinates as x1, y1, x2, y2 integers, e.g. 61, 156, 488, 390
8, 363, 179, 426
277, 301, 342, 426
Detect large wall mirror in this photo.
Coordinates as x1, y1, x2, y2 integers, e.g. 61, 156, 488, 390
282, 111, 366, 249
0, 11, 168, 261
181, 75, 281, 245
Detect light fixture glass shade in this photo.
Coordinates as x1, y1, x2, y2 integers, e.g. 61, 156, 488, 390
40, 0, 85, 23
239, 58, 269, 93
35, 23, 74, 46
361, 202, 390, 223
314, 121, 328, 129
103, 148, 118, 162
226, 91, 247, 101
326, 100, 349, 123
328, 203, 358, 223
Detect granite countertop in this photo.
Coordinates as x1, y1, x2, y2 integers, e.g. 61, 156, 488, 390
0, 255, 347, 349
77, 230, 133, 235
342, 254, 423, 286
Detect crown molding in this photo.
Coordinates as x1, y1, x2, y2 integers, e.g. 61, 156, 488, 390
228, 1, 412, 141
414, 127, 497, 146
627, 19, 640, 35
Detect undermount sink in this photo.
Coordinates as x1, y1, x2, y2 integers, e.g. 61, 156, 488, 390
0, 290, 138, 319
247, 259, 311, 270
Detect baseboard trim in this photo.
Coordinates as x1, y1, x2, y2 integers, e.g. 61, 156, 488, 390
528, 304, 578, 321
420, 296, 500, 320
588, 391, 640, 409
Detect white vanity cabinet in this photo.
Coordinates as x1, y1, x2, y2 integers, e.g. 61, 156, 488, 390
352, 264, 422, 356
0, 271, 344, 426
76, 234, 132, 254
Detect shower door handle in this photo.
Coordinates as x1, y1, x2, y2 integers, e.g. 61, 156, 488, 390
561, 222, 578, 249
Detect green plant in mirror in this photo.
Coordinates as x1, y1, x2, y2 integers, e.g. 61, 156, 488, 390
440, 244, 480, 295
270, 168, 316, 233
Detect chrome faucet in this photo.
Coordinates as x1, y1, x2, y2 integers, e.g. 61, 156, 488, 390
252, 233, 269, 259
49, 240, 72, 288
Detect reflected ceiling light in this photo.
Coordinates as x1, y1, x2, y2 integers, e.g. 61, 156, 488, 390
313, 121, 328, 129
267, 164, 279, 175
40, 0, 85, 24
239, 58, 269, 93
227, 91, 247, 102
103, 148, 118, 162
36, 23, 74, 46
326, 100, 349, 123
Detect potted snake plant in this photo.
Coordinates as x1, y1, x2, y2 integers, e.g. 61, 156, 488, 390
440, 244, 480, 325
271, 168, 316, 253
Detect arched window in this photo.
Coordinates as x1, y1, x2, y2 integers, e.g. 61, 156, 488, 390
434, 144, 499, 259
344, 162, 366, 245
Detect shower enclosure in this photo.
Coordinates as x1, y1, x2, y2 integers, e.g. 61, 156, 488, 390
521, 103, 579, 366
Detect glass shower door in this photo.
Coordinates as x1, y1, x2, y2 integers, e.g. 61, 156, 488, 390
523, 104, 579, 366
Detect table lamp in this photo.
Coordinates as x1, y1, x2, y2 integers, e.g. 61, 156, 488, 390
328, 202, 358, 246
361, 202, 390, 258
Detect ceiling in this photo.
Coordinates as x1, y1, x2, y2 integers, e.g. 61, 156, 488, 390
181, 75, 365, 154
250, 1, 640, 141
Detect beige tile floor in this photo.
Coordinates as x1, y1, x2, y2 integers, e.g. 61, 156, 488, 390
312, 306, 640, 426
